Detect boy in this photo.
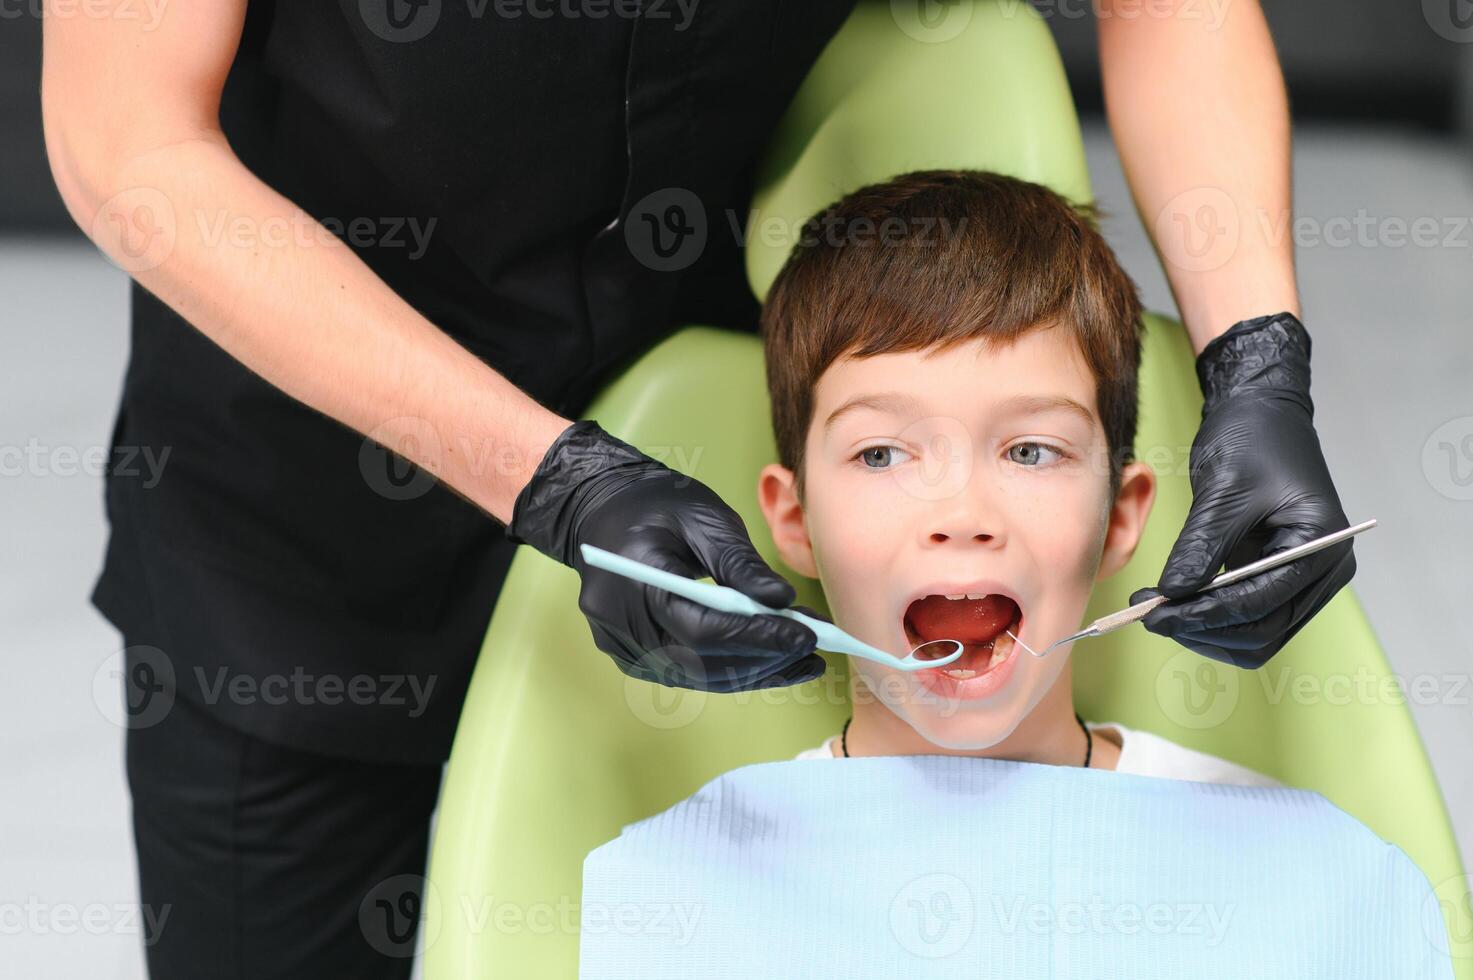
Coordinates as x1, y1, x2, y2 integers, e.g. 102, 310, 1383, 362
575, 172, 1462, 980
755, 169, 1276, 785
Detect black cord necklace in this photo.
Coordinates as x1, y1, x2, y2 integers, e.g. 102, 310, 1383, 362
841, 712, 1092, 767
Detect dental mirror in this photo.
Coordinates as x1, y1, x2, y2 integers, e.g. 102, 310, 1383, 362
578, 544, 965, 672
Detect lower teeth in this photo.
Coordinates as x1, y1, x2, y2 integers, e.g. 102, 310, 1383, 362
939, 639, 1007, 679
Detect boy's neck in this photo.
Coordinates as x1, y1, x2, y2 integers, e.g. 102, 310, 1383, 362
843, 662, 1120, 769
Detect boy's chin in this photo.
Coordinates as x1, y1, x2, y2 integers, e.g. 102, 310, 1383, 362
905, 709, 1026, 753
902, 656, 1069, 753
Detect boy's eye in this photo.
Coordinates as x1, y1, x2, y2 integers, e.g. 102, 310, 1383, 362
856, 445, 912, 469
1008, 441, 1065, 467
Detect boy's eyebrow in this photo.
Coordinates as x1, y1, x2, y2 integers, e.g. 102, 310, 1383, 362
823, 391, 1096, 432
996, 393, 1096, 426
823, 391, 927, 431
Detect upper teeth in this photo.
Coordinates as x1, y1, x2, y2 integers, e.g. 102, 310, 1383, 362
942, 593, 990, 600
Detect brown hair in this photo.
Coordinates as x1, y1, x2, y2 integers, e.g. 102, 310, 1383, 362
760, 169, 1144, 502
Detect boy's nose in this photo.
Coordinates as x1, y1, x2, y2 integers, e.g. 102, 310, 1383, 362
927, 527, 998, 547
923, 501, 1005, 549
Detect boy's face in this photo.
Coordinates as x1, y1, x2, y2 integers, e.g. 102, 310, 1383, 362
759, 324, 1155, 749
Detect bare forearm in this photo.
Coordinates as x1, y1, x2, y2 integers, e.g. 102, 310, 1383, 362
1098, 0, 1299, 354
62, 134, 569, 523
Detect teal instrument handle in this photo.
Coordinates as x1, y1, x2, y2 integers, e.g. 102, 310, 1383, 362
578, 544, 961, 671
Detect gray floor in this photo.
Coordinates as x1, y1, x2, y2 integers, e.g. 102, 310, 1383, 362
2, 121, 1469, 977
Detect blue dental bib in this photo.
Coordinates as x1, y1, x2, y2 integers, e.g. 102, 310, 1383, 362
579, 754, 1452, 979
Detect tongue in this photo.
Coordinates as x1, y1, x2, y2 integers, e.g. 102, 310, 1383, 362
905, 594, 1019, 645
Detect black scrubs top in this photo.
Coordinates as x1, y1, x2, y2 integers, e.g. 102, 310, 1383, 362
92, 0, 858, 764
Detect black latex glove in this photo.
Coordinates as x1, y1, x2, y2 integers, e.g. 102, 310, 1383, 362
504, 419, 825, 693
1128, 312, 1357, 668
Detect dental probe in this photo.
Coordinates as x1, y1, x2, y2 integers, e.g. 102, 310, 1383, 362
1023, 518, 1378, 657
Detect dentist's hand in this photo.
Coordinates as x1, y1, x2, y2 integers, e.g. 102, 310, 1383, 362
504, 419, 825, 692
1129, 313, 1357, 668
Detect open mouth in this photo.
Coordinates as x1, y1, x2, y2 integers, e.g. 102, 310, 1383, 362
902, 592, 1024, 681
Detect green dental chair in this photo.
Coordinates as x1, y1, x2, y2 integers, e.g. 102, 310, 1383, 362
425, 2, 1470, 975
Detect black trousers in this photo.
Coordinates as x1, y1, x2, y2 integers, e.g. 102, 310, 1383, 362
125, 676, 445, 979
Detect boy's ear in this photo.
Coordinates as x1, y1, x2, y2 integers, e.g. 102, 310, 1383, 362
757, 462, 818, 579
1096, 460, 1157, 581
